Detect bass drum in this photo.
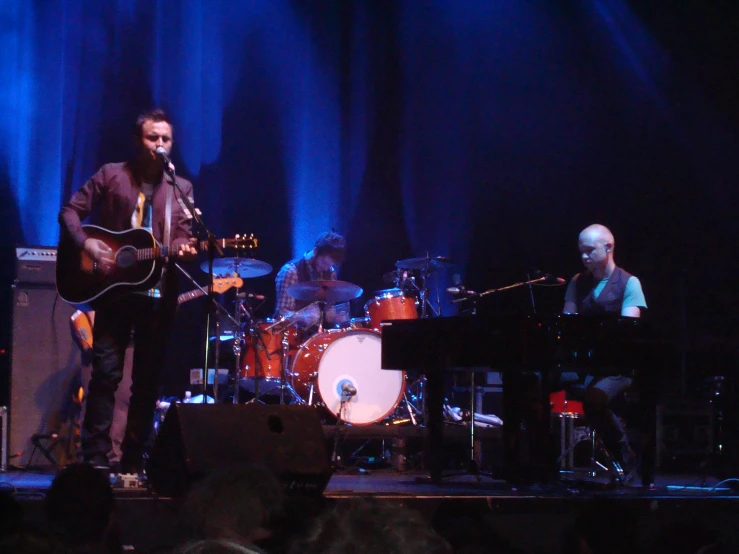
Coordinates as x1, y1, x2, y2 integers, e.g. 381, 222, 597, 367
291, 329, 405, 425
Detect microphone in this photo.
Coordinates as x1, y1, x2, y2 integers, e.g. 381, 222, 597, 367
341, 382, 357, 397
154, 146, 171, 164
155, 146, 175, 175
531, 270, 566, 284
446, 274, 476, 296
236, 292, 266, 301
539, 274, 566, 284
31, 433, 58, 442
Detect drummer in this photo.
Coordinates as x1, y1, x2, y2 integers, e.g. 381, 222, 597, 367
274, 231, 350, 329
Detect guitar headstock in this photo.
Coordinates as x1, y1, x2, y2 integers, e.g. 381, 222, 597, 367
212, 274, 244, 294
233, 233, 258, 250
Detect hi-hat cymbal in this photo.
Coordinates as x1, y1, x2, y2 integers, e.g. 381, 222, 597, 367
395, 256, 455, 270
287, 280, 363, 303
200, 257, 273, 278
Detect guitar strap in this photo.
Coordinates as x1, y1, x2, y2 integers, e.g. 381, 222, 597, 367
164, 179, 173, 260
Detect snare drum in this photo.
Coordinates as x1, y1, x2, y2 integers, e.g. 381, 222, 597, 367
364, 288, 418, 331
241, 320, 302, 380
291, 329, 405, 425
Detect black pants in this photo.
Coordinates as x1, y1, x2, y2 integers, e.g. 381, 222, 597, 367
562, 373, 632, 455
82, 294, 175, 468
505, 372, 632, 483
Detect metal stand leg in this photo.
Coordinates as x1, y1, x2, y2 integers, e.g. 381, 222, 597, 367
588, 430, 617, 478
331, 397, 349, 469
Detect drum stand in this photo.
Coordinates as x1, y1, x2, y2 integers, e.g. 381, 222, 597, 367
259, 316, 304, 405
242, 312, 273, 404
405, 266, 439, 319
278, 327, 304, 405
175, 262, 239, 403
331, 387, 356, 470
393, 380, 424, 425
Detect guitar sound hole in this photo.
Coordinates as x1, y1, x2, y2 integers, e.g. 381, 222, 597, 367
116, 248, 136, 268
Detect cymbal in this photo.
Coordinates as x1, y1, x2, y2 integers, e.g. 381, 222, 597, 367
395, 256, 455, 270
200, 257, 273, 278
287, 280, 363, 303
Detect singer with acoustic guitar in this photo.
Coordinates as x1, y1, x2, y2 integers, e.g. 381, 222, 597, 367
58, 108, 198, 475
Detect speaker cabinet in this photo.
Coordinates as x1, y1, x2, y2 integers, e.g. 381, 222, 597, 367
147, 403, 332, 497
9, 285, 83, 467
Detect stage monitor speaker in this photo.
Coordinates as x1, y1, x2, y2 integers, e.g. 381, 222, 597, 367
9, 285, 83, 467
147, 403, 332, 497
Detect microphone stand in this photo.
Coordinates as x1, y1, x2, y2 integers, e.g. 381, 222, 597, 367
526, 272, 537, 314
165, 165, 224, 403
174, 262, 239, 397
452, 275, 549, 305
331, 388, 356, 471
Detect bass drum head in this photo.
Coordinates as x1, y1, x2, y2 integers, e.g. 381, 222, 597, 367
316, 330, 405, 425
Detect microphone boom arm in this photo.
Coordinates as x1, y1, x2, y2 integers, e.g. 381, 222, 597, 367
452, 275, 550, 304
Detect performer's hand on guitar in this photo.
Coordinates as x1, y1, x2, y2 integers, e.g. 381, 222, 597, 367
83, 238, 115, 273
177, 237, 198, 261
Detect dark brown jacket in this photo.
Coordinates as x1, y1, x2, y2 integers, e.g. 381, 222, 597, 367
58, 161, 194, 250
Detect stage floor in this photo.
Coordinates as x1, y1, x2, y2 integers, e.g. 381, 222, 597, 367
2, 466, 737, 499
3, 468, 738, 554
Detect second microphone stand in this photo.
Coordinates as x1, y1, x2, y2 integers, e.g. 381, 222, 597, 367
165, 166, 225, 403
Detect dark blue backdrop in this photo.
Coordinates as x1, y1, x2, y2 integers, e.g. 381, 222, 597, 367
2, 0, 738, 391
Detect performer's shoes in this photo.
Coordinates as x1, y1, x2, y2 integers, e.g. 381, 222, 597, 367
85, 455, 111, 472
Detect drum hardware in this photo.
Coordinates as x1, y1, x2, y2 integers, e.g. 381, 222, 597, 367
237, 316, 305, 405
286, 280, 364, 304
240, 310, 275, 405
174, 262, 241, 404
388, 393, 418, 426
331, 381, 358, 469
192, 244, 272, 404
229, 282, 276, 405
337, 316, 371, 330
401, 390, 420, 425
286, 280, 363, 334
200, 237, 260, 404
277, 324, 306, 406
395, 256, 455, 270
385, 376, 426, 426
396, 255, 454, 319
199, 257, 273, 279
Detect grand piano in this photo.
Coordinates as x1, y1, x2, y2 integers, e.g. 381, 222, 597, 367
380, 313, 658, 487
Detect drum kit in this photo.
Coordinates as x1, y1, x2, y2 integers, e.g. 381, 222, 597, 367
194, 253, 456, 427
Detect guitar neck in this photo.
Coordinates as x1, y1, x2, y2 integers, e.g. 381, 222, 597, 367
136, 238, 239, 261
178, 288, 207, 304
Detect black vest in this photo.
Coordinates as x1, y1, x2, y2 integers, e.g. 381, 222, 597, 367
292, 256, 313, 311
574, 266, 632, 315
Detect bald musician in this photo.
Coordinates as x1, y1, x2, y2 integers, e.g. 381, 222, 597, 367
563, 224, 645, 317
562, 223, 647, 476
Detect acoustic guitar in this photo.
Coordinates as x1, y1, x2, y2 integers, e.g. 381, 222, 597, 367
56, 225, 256, 305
